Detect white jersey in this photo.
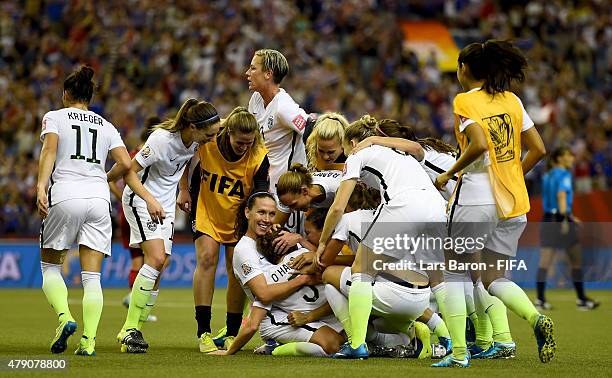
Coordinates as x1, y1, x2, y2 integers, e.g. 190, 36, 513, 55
331, 209, 376, 252
233, 235, 274, 310
123, 129, 197, 212
420, 148, 457, 201
248, 89, 308, 192
265, 249, 327, 313
456, 89, 534, 206
40, 107, 125, 206
277, 169, 342, 213
342, 145, 438, 205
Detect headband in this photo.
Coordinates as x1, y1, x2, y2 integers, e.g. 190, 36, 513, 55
247, 191, 274, 206
192, 114, 220, 128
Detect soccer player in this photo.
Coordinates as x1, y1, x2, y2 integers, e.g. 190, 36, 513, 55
109, 116, 158, 322
537, 147, 599, 310
37, 65, 131, 356
314, 115, 448, 359
117, 98, 220, 353
184, 107, 269, 352
245, 49, 314, 233
349, 123, 502, 355
305, 112, 349, 171
432, 40, 551, 368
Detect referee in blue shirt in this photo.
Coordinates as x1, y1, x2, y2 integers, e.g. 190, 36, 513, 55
537, 147, 599, 311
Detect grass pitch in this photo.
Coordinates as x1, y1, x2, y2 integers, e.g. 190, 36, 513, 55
0, 288, 610, 377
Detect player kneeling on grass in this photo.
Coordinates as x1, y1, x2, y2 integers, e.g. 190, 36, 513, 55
210, 193, 344, 357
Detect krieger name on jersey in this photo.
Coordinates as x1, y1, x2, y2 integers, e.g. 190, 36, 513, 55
67, 111, 103, 125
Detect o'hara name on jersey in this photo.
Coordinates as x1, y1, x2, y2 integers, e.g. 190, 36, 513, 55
201, 168, 244, 198
68, 112, 103, 125
269, 258, 293, 283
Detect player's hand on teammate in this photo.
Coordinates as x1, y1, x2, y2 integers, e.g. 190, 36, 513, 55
351, 136, 377, 155
315, 243, 326, 267
300, 272, 322, 286
435, 172, 452, 190
287, 311, 310, 327
288, 252, 314, 270
177, 188, 191, 213
36, 187, 49, 219
147, 198, 166, 224
272, 230, 301, 255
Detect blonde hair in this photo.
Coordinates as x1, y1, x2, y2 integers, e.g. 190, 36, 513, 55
154, 98, 219, 133
306, 112, 348, 171
219, 106, 264, 150
255, 49, 289, 84
344, 114, 379, 142
276, 163, 312, 196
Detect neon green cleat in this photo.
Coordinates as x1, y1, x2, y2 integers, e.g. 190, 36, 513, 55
223, 336, 235, 351
212, 326, 227, 348
74, 337, 96, 356
50, 319, 77, 354
414, 322, 432, 359
198, 332, 218, 353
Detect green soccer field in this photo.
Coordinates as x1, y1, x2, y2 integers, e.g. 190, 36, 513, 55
1, 288, 610, 377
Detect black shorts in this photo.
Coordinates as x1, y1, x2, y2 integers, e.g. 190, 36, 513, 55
540, 213, 579, 249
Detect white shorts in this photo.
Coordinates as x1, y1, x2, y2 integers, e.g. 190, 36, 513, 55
362, 191, 446, 260
339, 267, 430, 322
259, 310, 343, 344
40, 198, 112, 255
448, 204, 527, 256
123, 204, 175, 254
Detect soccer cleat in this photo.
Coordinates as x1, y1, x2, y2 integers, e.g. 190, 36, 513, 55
468, 343, 485, 357
50, 320, 77, 354
388, 344, 416, 358
212, 326, 227, 348
438, 337, 452, 356
332, 343, 368, 359
535, 299, 553, 311
472, 341, 516, 359
431, 355, 470, 368
119, 328, 149, 353
534, 315, 556, 363
74, 336, 96, 356
222, 336, 235, 351
576, 298, 600, 311
413, 322, 432, 359
253, 339, 279, 355
198, 332, 218, 353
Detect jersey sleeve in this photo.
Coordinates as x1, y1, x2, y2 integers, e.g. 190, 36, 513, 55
108, 124, 126, 150
276, 96, 308, 135
512, 94, 535, 132
331, 214, 350, 242
458, 115, 477, 133
135, 132, 163, 168
40, 112, 59, 141
342, 153, 363, 181
233, 244, 265, 286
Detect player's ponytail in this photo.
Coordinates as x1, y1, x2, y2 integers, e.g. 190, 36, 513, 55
345, 114, 379, 143
63, 65, 96, 104
459, 40, 527, 95
154, 99, 220, 134
276, 163, 313, 196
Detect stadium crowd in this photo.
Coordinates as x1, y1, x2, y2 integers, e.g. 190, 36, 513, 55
1, 0, 610, 235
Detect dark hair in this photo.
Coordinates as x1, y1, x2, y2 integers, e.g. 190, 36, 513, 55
234, 192, 276, 239
64, 65, 95, 104
305, 208, 327, 231
347, 184, 380, 211
550, 146, 571, 165
458, 40, 528, 95
256, 227, 296, 263
141, 116, 161, 142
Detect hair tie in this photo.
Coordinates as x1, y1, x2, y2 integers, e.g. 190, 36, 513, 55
192, 114, 220, 128
375, 125, 389, 137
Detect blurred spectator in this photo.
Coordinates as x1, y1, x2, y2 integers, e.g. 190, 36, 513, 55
0, 0, 609, 236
